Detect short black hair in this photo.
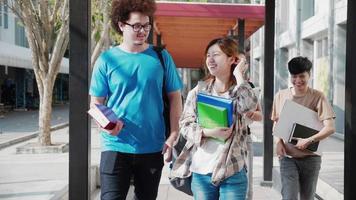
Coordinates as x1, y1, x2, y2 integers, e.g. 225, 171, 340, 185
287, 56, 312, 75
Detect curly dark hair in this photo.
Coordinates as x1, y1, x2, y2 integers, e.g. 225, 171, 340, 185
111, 0, 156, 35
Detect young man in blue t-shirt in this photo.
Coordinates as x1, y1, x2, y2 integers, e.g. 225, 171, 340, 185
89, 0, 183, 199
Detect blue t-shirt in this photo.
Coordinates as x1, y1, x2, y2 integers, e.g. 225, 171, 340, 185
89, 45, 183, 153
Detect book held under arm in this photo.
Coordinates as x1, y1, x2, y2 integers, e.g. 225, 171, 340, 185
289, 123, 319, 152
88, 104, 119, 130
273, 100, 323, 141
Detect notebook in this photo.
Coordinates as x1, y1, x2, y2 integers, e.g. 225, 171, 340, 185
197, 93, 233, 127
197, 102, 228, 128
289, 123, 319, 152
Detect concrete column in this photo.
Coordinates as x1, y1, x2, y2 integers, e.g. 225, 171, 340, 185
328, 0, 335, 104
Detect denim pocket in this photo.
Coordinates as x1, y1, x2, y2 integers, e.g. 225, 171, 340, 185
100, 151, 118, 174
224, 168, 248, 184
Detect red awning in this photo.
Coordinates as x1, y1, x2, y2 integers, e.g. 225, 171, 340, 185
154, 2, 265, 68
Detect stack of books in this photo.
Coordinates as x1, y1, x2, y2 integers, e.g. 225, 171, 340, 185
196, 93, 233, 129
273, 100, 323, 153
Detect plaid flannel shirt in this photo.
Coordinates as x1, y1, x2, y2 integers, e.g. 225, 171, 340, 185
171, 79, 258, 186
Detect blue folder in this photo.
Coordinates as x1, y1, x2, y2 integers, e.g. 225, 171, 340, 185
197, 93, 234, 127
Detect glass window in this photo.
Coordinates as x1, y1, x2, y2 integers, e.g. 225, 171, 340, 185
15, 18, 29, 47
4, 0, 8, 29
316, 40, 322, 58
0, 5, 2, 27
301, 0, 315, 21
323, 38, 328, 56
279, 0, 289, 33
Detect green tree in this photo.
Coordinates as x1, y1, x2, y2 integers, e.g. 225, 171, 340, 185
91, 0, 122, 67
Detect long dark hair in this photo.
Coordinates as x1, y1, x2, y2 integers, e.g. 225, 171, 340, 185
203, 37, 239, 87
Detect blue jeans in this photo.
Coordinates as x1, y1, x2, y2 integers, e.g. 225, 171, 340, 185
191, 168, 247, 200
279, 156, 321, 200
100, 151, 164, 200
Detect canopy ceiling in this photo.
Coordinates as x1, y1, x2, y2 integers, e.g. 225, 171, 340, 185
154, 2, 265, 68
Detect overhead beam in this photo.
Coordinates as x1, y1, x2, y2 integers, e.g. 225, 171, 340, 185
157, 24, 234, 30
162, 32, 228, 38
156, 16, 236, 25
156, 2, 265, 19
157, 26, 234, 32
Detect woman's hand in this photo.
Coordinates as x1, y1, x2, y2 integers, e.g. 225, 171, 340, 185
203, 126, 233, 141
233, 56, 248, 77
233, 56, 248, 86
245, 111, 255, 120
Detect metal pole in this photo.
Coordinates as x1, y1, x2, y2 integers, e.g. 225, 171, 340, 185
69, 0, 91, 198
238, 18, 245, 52
344, 0, 356, 199
262, 0, 275, 185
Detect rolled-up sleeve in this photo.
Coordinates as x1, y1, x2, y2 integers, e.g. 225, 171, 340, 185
179, 87, 203, 146
232, 82, 258, 114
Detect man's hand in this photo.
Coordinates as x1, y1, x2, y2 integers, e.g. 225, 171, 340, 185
162, 134, 178, 162
101, 120, 124, 136
203, 126, 233, 142
294, 137, 312, 150
276, 139, 287, 158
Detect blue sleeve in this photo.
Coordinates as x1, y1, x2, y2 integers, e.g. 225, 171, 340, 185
162, 49, 183, 93
89, 54, 109, 97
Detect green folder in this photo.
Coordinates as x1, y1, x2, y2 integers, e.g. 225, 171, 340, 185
197, 102, 228, 129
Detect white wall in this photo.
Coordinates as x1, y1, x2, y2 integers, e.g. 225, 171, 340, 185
0, 12, 16, 44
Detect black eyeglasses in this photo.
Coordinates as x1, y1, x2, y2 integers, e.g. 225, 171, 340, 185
123, 22, 152, 32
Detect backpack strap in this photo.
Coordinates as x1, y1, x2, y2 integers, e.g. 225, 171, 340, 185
153, 46, 170, 139
153, 46, 165, 71
153, 46, 166, 92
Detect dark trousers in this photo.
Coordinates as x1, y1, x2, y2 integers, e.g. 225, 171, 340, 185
100, 151, 164, 200
279, 156, 321, 200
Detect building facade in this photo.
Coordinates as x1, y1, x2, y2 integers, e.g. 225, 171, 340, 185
250, 0, 347, 134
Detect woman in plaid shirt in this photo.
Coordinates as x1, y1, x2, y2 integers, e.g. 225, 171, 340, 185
171, 37, 258, 200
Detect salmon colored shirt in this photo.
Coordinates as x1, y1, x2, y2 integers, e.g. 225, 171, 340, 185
271, 87, 336, 158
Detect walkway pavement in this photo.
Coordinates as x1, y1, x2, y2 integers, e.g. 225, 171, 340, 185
0, 105, 344, 199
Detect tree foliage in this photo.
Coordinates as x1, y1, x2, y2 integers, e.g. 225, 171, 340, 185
91, 0, 122, 67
